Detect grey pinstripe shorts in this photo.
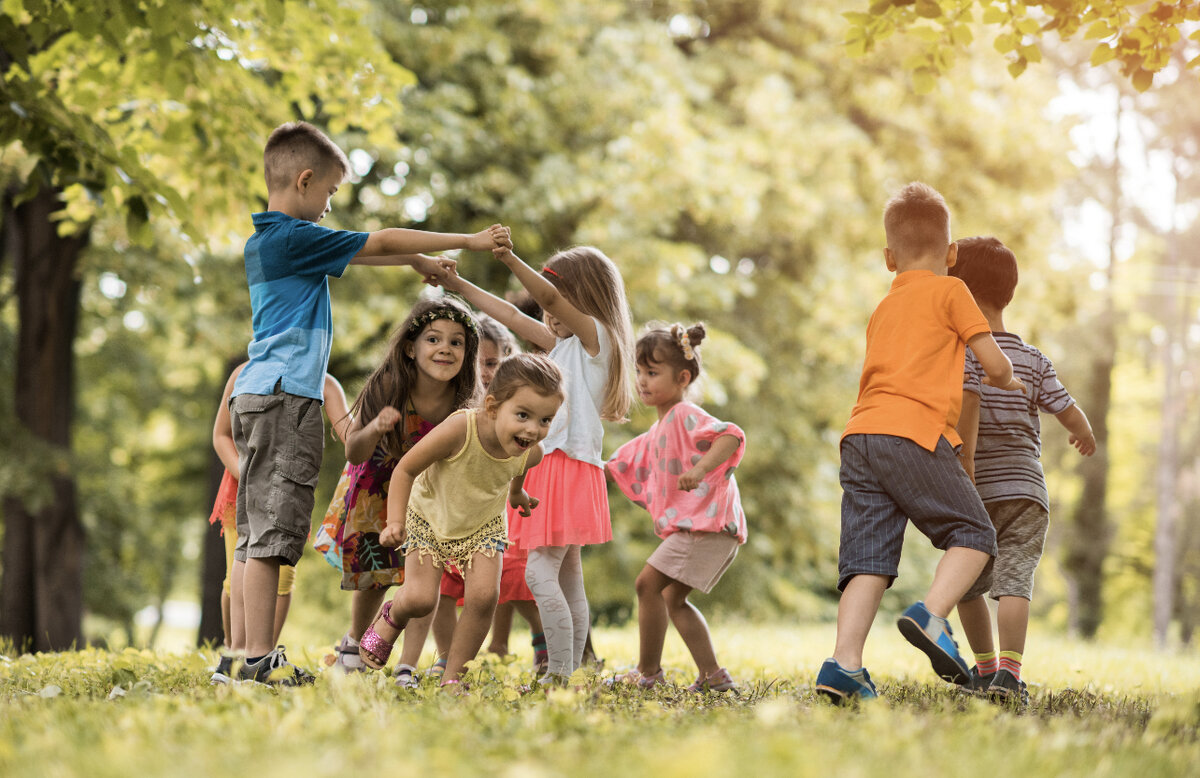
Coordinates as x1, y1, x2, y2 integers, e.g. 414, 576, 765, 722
837, 434, 996, 592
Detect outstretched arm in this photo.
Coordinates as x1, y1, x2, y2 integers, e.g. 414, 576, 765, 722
354, 224, 510, 259
493, 247, 600, 355
677, 434, 741, 492
438, 269, 556, 352
379, 414, 469, 547
1055, 403, 1096, 456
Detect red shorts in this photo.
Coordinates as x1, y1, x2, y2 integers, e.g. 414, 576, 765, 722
437, 552, 534, 604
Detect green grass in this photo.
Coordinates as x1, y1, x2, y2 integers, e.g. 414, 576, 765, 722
3, 623, 1199, 777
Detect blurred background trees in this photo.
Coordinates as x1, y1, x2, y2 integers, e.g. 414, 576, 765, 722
2, 0, 1197, 651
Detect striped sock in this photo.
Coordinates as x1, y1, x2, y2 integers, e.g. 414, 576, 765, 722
974, 651, 999, 675
531, 631, 548, 665
998, 651, 1023, 679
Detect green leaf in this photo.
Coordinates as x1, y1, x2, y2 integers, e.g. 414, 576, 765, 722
994, 32, 1017, 53
1007, 58, 1027, 78
915, 0, 942, 19
1090, 43, 1117, 66
1131, 67, 1154, 91
1085, 21, 1116, 40
912, 67, 936, 94
951, 24, 973, 46
982, 7, 1006, 24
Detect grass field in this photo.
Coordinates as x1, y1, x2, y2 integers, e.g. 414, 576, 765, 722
3, 622, 1199, 777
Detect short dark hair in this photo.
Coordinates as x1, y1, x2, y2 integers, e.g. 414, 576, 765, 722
263, 121, 351, 193
883, 182, 951, 263
487, 353, 565, 406
951, 236, 1018, 310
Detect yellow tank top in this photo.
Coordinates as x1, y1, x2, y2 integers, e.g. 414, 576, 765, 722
408, 409, 531, 540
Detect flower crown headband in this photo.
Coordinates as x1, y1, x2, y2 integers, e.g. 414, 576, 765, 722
407, 307, 477, 335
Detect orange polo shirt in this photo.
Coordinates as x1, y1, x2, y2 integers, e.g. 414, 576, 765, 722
843, 270, 991, 451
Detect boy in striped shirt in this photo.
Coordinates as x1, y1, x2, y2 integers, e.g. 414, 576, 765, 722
952, 236, 1096, 705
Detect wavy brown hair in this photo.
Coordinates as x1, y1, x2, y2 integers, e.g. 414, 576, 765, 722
351, 297, 480, 459
541, 246, 634, 421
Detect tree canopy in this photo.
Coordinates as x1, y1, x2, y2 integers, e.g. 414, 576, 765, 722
847, 0, 1200, 92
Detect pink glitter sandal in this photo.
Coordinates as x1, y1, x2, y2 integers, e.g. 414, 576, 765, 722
359, 601, 401, 670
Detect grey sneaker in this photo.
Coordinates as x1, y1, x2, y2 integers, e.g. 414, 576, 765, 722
965, 665, 996, 696
237, 646, 315, 687
987, 668, 1029, 707
210, 654, 237, 685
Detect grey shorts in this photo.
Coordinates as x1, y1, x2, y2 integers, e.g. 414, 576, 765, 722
838, 434, 997, 592
963, 499, 1048, 601
230, 388, 324, 565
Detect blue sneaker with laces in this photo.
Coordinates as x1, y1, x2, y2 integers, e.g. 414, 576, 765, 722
815, 658, 878, 704
896, 601, 970, 685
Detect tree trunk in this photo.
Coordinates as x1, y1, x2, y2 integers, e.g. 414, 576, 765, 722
0, 186, 89, 652
197, 424, 229, 647
1062, 94, 1123, 640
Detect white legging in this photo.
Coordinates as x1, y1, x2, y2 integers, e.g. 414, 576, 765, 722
525, 545, 589, 677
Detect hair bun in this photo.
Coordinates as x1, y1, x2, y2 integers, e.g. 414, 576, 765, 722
685, 323, 706, 348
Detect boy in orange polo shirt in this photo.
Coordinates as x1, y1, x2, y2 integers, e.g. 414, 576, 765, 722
814, 182, 1026, 704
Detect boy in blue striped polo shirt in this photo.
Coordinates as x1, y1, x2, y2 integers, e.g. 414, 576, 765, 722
227, 121, 509, 684
952, 236, 1096, 705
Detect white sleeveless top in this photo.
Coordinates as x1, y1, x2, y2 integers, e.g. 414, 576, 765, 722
541, 317, 610, 467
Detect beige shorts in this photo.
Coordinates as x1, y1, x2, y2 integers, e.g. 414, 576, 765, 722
963, 499, 1049, 601
647, 530, 739, 594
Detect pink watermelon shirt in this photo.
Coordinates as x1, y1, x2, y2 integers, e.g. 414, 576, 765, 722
606, 402, 747, 543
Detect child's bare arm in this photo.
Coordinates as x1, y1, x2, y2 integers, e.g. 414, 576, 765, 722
677, 434, 741, 492
1055, 403, 1096, 456
212, 363, 247, 475
344, 406, 404, 465
956, 390, 980, 481
438, 268, 556, 351
379, 415, 468, 547
322, 374, 354, 445
966, 333, 1024, 393
508, 445, 545, 517
355, 224, 509, 259
494, 246, 600, 355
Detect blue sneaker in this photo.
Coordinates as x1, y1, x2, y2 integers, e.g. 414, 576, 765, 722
896, 602, 970, 685
815, 659, 878, 704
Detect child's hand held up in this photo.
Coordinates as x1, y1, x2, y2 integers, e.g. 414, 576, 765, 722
509, 490, 539, 517
465, 224, 509, 252
370, 406, 403, 435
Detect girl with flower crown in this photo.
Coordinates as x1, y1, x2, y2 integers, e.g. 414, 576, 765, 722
314, 295, 480, 686
606, 322, 748, 694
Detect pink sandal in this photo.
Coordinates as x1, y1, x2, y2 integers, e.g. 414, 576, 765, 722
359, 601, 401, 670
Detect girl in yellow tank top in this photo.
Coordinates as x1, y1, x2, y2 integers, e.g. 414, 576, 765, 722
357, 354, 565, 685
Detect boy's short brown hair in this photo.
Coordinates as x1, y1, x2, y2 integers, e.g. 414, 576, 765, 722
263, 121, 351, 194
883, 182, 951, 263
951, 236, 1018, 310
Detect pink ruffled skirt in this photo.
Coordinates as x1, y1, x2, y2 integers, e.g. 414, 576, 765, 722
508, 450, 611, 551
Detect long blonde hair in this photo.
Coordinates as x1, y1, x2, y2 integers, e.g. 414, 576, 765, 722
541, 246, 634, 421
